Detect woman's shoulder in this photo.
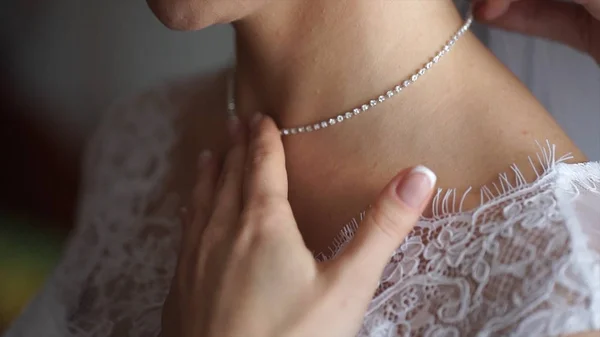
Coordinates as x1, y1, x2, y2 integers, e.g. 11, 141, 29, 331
88, 68, 229, 144
364, 155, 600, 336
322, 144, 600, 336
2, 71, 234, 337
81, 69, 230, 185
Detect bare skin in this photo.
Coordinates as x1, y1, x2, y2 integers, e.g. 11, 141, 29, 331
163, 0, 587, 254
147, 0, 594, 334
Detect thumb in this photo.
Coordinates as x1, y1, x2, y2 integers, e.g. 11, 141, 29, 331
331, 166, 436, 289
476, 0, 595, 54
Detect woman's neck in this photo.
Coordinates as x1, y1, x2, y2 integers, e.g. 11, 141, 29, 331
232, 0, 469, 128
226, 0, 581, 252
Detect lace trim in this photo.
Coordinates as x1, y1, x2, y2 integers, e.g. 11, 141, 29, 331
553, 160, 600, 333
316, 140, 575, 261
561, 161, 600, 197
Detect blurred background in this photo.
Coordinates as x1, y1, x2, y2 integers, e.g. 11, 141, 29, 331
0, 0, 599, 333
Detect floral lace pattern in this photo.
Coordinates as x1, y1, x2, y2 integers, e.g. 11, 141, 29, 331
360, 171, 599, 337
316, 147, 600, 337
5, 86, 600, 337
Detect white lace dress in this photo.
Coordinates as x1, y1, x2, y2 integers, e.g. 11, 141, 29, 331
5, 85, 600, 337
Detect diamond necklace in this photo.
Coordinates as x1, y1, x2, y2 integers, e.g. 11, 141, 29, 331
228, 14, 474, 136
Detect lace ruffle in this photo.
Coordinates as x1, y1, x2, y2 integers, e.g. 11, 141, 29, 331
6, 91, 600, 337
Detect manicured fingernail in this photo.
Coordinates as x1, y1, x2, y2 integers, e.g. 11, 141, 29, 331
228, 115, 241, 137
198, 150, 212, 168
251, 112, 263, 129
396, 165, 437, 209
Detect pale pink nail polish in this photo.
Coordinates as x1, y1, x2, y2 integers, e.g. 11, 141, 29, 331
396, 165, 437, 209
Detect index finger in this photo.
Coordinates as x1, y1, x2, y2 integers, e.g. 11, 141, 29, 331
478, 0, 596, 54
575, 0, 600, 20
243, 113, 289, 207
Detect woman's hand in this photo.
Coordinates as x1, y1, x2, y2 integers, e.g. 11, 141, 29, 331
161, 114, 436, 337
476, 0, 600, 64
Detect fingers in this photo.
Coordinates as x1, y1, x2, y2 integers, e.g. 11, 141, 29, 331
243, 114, 288, 207
475, 0, 514, 21
190, 151, 218, 227
332, 166, 436, 290
206, 117, 248, 234
180, 150, 219, 265
476, 0, 596, 54
575, 0, 600, 20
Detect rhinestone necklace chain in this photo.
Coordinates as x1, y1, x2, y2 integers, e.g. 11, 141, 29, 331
228, 14, 474, 136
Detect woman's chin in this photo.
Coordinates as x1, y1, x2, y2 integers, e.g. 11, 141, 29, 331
146, 0, 220, 31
